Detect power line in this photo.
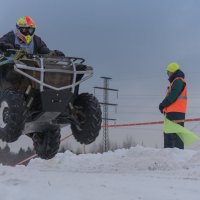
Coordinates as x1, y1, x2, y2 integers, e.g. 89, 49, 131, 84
94, 77, 118, 152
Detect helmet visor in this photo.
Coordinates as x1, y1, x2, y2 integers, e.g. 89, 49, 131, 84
18, 27, 35, 36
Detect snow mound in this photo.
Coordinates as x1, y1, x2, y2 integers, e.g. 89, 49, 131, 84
1, 146, 200, 200
28, 146, 200, 175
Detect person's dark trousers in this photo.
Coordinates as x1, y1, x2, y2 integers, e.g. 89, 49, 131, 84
164, 112, 185, 149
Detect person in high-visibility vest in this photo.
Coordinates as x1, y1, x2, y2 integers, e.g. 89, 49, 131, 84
159, 62, 187, 149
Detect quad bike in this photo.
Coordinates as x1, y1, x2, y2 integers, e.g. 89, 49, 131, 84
0, 49, 102, 159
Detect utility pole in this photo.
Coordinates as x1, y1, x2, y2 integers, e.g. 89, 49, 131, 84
94, 77, 118, 152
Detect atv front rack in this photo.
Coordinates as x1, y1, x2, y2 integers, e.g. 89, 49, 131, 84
14, 56, 93, 92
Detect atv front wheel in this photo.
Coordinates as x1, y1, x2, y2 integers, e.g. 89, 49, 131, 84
71, 93, 102, 144
0, 89, 26, 142
32, 125, 61, 160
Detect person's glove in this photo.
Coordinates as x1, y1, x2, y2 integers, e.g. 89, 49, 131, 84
49, 50, 65, 57
159, 103, 164, 114
159, 98, 171, 114
0, 43, 14, 52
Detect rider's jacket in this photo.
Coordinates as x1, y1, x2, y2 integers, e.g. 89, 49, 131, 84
0, 31, 50, 54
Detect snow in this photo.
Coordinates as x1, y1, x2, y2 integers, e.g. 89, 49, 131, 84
0, 146, 200, 200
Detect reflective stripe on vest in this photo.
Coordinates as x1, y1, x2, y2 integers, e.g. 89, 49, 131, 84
163, 77, 187, 113
177, 96, 187, 100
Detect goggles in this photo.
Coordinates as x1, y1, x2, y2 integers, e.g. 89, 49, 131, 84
18, 27, 35, 36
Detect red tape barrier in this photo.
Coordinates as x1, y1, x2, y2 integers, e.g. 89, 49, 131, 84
15, 117, 200, 166
102, 118, 200, 128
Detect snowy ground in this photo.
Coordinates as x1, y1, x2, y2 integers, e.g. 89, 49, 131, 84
0, 146, 200, 200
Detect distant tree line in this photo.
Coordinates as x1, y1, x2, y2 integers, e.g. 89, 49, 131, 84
0, 144, 34, 166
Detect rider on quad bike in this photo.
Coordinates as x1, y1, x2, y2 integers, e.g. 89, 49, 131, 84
0, 16, 64, 56
0, 16, 102, 160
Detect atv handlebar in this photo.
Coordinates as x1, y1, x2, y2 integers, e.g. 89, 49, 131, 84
5, 49, 85, 64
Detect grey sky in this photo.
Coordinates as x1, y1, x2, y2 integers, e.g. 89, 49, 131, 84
1, 0, 200, 149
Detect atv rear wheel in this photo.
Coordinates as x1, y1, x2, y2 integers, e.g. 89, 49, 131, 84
71, 93, 102, 144
32, 125, 61, 160
0, 89, 26, 142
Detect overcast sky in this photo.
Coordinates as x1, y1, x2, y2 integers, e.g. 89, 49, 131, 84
1, 0, 200, 149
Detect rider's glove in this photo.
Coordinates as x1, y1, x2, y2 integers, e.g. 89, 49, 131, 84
49, 50, 65, 57
0, 43, 14, 52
